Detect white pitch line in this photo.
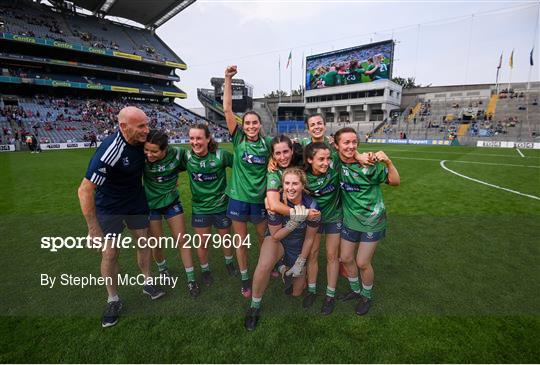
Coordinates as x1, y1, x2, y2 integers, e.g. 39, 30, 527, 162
516, 148, 525, 158
392, 156, 540, 168
365, 147, 540, 159
440, 160, 540, 201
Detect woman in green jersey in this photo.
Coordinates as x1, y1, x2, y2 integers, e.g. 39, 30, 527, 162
224, 65, 272, 298
266, 135, 318, 278
302, 142, 374, 314
143, 130, 200, 297
299, 114, 334, 149
334, 127, 400, 316
302, 142, 342, 314
266, 134, 306, 215
180, 124, 239, 285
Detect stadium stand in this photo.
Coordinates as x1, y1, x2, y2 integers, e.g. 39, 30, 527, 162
369, 83, 539, 143
0, 0, 231, 149
3, 67, 182, 94
0, 0, 184, 63
0, 95, 227, 143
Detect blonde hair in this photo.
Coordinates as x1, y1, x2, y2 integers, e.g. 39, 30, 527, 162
282, 167, 307, 187
281, 167, 309, 206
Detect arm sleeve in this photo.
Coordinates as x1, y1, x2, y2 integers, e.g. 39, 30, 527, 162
84, 149, 108, 187
231, 126, 244, 145
266, 170, 282, 191
373, 163, 389, 185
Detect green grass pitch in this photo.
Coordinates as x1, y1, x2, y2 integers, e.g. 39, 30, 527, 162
1, 143, 539, 363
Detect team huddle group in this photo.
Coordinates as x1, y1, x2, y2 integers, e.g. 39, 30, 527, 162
77, 66, 400, 330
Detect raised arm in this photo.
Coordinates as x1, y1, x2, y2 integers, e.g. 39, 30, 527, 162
224, 65, 239, 135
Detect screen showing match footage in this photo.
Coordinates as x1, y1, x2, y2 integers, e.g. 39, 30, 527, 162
305, 40, 394, 90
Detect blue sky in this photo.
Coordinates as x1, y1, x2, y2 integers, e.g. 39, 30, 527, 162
157, 1, 540, 108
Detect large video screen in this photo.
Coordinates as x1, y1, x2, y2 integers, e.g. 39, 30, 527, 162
306, 40, 394, 90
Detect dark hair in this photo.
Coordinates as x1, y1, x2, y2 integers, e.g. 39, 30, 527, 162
334, 127, 357, 144
303, 142, 330, 170
304, 113, 326, 127
146, 129, 168, 150
270, 134, 303, 168
270, 134, 293, 155
190, 123, 218, 153
291, 141, 304, 167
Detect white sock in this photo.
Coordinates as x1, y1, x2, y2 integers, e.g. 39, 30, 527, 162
107, 294, 119, 303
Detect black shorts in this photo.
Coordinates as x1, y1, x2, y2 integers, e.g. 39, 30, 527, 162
97, 213, 149, 235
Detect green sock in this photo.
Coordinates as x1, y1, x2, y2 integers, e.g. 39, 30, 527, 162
157, 259, 168, 272
224, 256, 233, 265
348, 277, 361, 293
240, 269, 249, 281
326, 286, 336, 297
201, 263, 210, 272
308, 283, 316, 294
361, 283, 373, 299
250, 297, 262, 309
185, 267, 195, 282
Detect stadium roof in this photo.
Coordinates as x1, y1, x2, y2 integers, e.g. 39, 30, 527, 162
63, 0, 196, 28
